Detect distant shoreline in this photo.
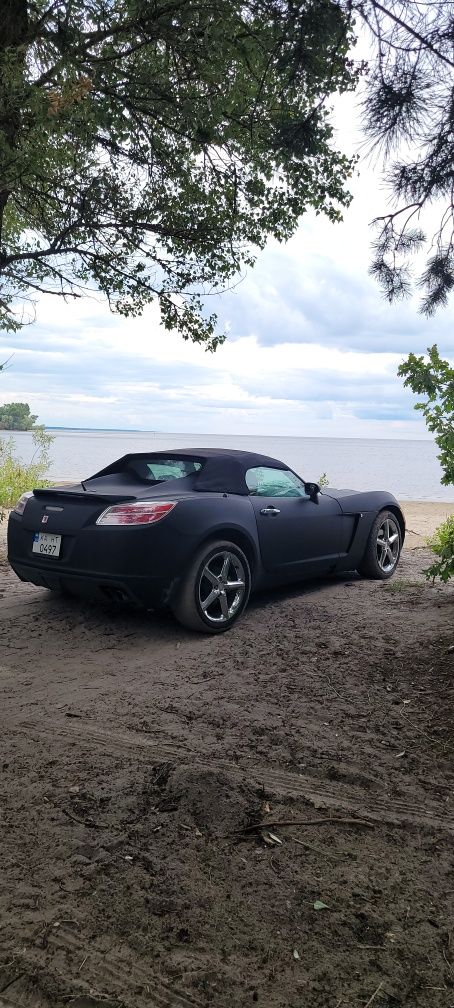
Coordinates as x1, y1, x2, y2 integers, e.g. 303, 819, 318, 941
5, 427, 436, 443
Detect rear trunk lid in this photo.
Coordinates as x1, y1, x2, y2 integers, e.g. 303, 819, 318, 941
23, 484, 135, 534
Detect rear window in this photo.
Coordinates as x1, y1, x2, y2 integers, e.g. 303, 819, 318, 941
127, 457, 202, 482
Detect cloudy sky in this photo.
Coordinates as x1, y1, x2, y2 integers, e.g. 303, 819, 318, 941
1, 95, 453, 439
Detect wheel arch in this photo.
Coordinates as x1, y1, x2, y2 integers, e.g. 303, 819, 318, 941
196, 527, 259, 582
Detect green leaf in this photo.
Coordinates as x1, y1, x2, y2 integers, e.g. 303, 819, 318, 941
0, 0, 358, 342
400, 346, 454, 501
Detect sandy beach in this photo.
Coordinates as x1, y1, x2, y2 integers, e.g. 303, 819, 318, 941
400, 500, 454, 547
0, 519, 453, 1007
1, 495, 453, 1008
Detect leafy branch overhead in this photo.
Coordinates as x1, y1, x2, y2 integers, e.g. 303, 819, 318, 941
0, 0, 358, 345
361, 0, 454, 314
0, 0, 453, 342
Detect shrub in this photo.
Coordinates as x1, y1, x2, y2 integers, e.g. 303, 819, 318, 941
0, 427, 53, 519
399, 345, 453, 583
399, 345, 453, 486
426, 516, 454, 584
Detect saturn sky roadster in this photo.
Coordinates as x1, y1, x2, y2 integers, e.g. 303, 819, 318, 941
7, 448, 405, 632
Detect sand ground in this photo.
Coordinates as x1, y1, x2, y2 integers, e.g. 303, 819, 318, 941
401, 501, 454, 548
0, 503, 453, 1008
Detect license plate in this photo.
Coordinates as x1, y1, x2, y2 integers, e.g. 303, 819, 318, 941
32, 532, 62, 557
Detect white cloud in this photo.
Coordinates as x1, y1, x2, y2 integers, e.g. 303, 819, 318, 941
65, 394, 120, 404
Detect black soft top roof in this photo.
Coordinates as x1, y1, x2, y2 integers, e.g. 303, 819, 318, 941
88, 447, 290, 495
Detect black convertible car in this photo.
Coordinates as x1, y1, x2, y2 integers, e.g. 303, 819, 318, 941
8, 448, 405, 632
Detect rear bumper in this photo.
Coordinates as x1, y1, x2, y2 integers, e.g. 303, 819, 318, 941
7, 510, 191, 608
8, 559, 173, 609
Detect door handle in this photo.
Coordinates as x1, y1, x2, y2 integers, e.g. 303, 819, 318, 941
260, 506, 281, 516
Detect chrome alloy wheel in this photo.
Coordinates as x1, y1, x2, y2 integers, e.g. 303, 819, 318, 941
198, 550, 247, 625
376, 516, 400, 573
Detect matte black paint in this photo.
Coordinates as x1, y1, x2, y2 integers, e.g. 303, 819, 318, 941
7, 449, 405, 609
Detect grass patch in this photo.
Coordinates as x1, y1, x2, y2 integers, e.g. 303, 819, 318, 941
0, 428, 54, 519
383, 578, 421, 594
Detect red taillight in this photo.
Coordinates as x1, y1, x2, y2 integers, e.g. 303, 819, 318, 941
96, 501, 177, 526
13, 491, 33, 515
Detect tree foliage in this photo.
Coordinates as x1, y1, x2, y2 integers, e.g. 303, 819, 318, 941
0, 0, 358, 346
399, 345, 454, 583
1, 0, 453, 335
0, 400, 38, 429
358, 0, 454, 313
399, 345, 454, 486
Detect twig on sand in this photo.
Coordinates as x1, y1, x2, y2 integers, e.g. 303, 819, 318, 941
0, 972, 26, 995
400, 717, 444, 745
61, 807, 101, 830
233, 816, 374, 836
289, 836, 341, 858
363, 980, 384, 1007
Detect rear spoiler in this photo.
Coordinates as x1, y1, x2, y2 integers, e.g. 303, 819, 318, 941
33, 488, 135, 504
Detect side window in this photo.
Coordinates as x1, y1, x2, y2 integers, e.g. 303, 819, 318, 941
246, 467, 307, 498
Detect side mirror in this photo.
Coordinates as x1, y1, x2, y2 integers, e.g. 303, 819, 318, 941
304, 481, 321, 502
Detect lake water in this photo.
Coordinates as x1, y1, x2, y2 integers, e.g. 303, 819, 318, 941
4, 429, 454, 502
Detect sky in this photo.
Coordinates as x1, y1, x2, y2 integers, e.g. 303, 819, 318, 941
1, 95, 453, 439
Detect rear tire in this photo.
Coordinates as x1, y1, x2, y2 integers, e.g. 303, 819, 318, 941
358, 510, 402, 580
171, 539, 251, 633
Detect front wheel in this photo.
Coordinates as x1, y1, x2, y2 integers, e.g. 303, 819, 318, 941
171, 540, 251, 633
358, 510, 402, 580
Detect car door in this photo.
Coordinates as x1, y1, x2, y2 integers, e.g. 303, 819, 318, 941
247, 466, 345, 577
